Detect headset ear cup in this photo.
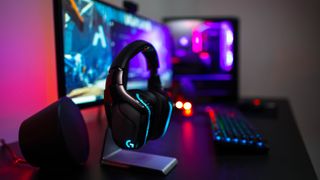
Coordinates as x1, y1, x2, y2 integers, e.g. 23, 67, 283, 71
149, 91, 173, 139
111, 102, 147, 149
128, 89, 157, 140
105, 41, 167, 149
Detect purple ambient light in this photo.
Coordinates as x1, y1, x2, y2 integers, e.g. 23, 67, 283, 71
179, 36, 189, 46
190, 21, 234, 72
220, 22, 234, 71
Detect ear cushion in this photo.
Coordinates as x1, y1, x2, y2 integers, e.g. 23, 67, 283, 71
149, 90, 173, 139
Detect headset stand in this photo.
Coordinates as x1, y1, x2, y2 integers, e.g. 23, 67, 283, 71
100, 128, 178, 175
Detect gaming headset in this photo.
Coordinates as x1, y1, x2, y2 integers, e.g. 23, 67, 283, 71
104, 40, 173, 150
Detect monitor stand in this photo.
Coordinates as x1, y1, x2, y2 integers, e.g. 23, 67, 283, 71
100, 128, 178, 175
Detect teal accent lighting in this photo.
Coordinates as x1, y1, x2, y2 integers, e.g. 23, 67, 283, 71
161, 101, 173, 137
135, 93, 151, 145
125, 139, 135, 148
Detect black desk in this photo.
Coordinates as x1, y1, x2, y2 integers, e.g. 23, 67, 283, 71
0, 99, 317, 179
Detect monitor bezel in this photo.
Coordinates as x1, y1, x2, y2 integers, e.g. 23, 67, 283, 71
163, 16, 239, 103
53, 0, 171, 109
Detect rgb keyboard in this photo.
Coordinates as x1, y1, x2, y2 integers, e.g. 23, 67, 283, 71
205, 106, 269, 153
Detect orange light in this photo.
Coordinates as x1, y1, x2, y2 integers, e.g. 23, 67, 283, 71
183, 102, 192, 110
175, 101, 183, 109
183, 109, 193, 117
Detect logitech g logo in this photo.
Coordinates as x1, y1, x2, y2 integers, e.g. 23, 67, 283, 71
125, 139, 134, 148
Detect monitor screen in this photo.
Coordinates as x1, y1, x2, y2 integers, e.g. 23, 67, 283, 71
54, 0, 173, 107
164, 17, 238, 102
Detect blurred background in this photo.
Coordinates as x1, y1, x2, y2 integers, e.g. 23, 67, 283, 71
0, 0, 319, 177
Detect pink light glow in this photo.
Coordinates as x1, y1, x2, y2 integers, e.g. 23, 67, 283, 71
198, 52, 211, 66
199, 52, 210, 60
0, 1, 58, 143
192, 30, 202, 53
195, 37, 199, 43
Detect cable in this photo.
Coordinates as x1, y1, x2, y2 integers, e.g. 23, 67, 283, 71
0, 138, 27, 165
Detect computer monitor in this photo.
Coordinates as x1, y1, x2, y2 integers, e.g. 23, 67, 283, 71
54, 0, 173, 108
164, 17, 238, 103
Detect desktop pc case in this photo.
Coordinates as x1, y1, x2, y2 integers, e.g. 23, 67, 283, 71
164, 17, 239, 104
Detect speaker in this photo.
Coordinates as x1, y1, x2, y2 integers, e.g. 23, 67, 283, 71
18, 97, 89, 168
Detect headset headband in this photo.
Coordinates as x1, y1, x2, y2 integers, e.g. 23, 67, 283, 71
111, 40, 159, 72
105, 40, 162, 107
108, 40, 161, 90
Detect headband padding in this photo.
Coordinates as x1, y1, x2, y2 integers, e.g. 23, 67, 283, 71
111, 40, 159, 71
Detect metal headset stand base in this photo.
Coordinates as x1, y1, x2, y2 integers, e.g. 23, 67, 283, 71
100, 128, 178, 175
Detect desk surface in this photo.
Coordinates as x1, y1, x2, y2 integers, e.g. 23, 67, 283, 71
0, 99, 317, 180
